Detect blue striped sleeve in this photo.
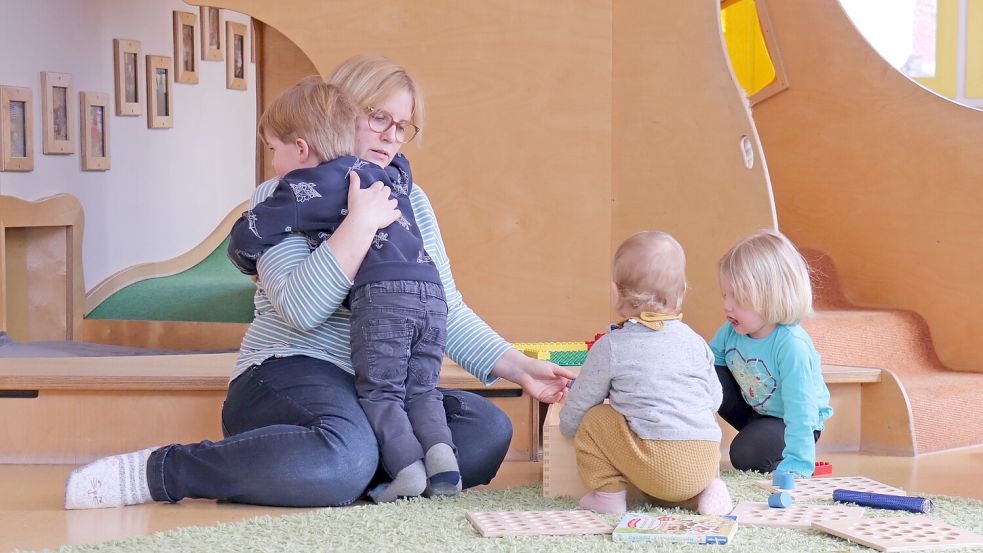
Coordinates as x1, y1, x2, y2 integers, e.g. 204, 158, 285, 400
411, 185, 513, 384
252, 178, 352, 331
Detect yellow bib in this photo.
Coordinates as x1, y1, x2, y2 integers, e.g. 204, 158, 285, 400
625, 311, 683, 331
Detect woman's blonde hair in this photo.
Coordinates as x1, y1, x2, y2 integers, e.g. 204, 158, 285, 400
258, 76, 358, 162
327, 54, 424, 140
718, 229, 813, 325
613, 231, 687, 315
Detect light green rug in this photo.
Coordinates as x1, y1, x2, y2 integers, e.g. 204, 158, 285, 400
34, 471, 983, 552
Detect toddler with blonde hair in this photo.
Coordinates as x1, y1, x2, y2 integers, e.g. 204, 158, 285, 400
559, 231, 732, 515
712, 229, 833, 477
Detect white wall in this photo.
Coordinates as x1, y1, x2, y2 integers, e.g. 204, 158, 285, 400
0, 0, 257, 291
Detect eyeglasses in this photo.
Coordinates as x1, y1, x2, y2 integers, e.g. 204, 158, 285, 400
366, 107, 420, 143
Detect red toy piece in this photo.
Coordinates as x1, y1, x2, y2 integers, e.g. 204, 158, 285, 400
586, 333, 606, 350
814, 461, 832, 476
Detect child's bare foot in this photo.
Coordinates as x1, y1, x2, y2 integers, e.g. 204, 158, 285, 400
579, 489, 627, 514
696, 478, 733, 515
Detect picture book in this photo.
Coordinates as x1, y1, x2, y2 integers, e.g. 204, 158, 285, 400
612, 512, 739, 544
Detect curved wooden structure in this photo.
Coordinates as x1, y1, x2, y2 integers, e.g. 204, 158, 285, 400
209, 0, 776, 340
612, 0, 775, 337
84, 199, 248, 315
752, 0, 983, 372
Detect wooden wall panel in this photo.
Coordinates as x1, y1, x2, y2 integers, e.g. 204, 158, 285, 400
752, 0, 983, 372
215, 0, 613, 343
612, 0, 776, 338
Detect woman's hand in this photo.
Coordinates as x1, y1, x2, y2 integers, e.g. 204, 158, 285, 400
327, 171, 401, 280
345, 171, 400, 232
491, 349, 576, 404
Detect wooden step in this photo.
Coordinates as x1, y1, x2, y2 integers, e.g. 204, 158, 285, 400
804, 309, 983, 453
0, 354, 538, 464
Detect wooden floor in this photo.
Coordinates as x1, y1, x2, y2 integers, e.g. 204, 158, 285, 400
3, 447, 983, 552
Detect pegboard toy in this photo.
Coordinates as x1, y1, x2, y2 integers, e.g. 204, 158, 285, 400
772, 470, 795, 490
768, 492, 792, 508
756, 476, 905, 501
833, 489, 934, 514
812, 516, 983, 552
814, 461, 833, 476
731, 501, 864, 529
465, 510, 613, 538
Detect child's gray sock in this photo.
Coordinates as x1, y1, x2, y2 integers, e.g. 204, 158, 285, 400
424, 442, 461, 497
368, 460, 427, 503
65, 447, 156, 509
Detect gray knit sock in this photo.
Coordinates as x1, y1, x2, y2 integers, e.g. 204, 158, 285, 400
65, 447, 156, 509
424, 442, 461, 497
368, 460, 427, 503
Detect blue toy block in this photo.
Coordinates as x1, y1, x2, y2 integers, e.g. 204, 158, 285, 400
768, 492, 793, 508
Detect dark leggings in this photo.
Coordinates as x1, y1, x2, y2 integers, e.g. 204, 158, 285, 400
715, 365, 819, 473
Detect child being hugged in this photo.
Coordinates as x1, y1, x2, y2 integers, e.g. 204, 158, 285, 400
228, 77, 459, 503
559, 231, 732, 515
711, 229, 833, 478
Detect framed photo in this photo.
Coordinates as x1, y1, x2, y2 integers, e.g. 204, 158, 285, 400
226, 21, 248, 91
200, 6, 223, 61
146, 55, 174, 129
173, 11, 199, 84
0, 85, 34, 171
40, 72, 75, 155
113, 39, 143, 116
80, 91, 110, 171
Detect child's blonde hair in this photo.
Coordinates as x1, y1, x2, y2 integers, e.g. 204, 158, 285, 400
327, 54, 424, 140
257, 76, 358, 163
718, 229, 813, 325
613, 231, 687, 315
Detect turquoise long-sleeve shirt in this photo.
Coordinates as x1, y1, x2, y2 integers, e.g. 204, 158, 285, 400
709, 322, 833, 477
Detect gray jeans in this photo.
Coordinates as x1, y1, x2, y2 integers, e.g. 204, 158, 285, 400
349, 279, 452, 477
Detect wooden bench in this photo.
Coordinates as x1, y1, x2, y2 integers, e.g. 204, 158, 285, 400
0, 354, 538, 464
542, 364, 914, 498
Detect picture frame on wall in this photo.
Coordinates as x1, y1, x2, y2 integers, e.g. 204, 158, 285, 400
226, 21, 248, 91
80, 91, 110, 171
146, 55, 174, 129
113, 39, 143, 116
40, 72, 75, 155
0, 85, 34, 171
173, 11, 200, 84
200, 6, 223, 61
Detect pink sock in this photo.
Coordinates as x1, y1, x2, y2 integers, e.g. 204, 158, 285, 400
579, 489, 627, 514
696, 478, 733, 515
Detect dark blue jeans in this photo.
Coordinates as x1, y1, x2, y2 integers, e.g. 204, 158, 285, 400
146, 355, 513, 507
715, 365, 820, 473
349, 280, 451, 478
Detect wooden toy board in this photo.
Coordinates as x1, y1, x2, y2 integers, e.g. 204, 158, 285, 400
755, 476, 906, 500
466, 510, 613, 538
812, 516, 983, 552
730, 501, 865, 529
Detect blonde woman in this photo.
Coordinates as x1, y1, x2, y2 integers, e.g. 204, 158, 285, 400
65, 55, 574, 510
712, 229, 833, 478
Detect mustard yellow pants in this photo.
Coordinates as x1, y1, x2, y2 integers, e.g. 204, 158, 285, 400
574, 404, 720, 502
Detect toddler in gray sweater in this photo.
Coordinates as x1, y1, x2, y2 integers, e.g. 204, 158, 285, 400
559, 230, 732, 515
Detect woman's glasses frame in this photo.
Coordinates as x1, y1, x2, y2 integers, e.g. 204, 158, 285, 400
365, 107, 419, 143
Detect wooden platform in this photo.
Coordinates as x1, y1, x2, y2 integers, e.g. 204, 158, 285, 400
0, 354, 538, 464
542, 364, 910, 499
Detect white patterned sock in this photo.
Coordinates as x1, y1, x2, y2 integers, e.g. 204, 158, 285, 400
65, 447, 156, 509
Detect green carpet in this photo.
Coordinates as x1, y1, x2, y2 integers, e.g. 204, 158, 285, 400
86, 237, 256, 324
32, 471, 983, 552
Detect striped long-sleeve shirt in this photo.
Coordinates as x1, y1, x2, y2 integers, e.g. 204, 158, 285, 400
231, 178, 513, 384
